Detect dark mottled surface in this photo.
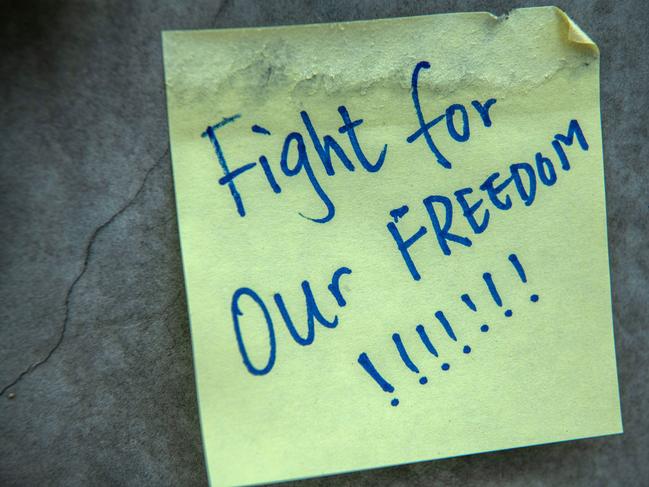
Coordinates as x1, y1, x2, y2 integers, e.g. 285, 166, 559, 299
1, 1, 647, 485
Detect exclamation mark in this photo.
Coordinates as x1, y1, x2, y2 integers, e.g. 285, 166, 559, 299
460, 293, 477, 312
433, 311, 471, 370
483, 272, 512, 317
392, 333, 428, 385
508, 253, 539, 303
416, 324, 438, 358
461, 293, 490, 335
434, 310, 457, 341
357, 352, 399, 406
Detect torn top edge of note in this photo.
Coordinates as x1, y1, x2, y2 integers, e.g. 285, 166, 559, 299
161, 7, 598, 104
163, 6, 598, 56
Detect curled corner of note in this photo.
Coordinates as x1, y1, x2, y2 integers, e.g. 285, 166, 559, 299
553, 7, 599, 56
480, 7, 598, 58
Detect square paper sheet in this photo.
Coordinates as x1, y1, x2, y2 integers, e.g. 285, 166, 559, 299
163, 7, 622, 486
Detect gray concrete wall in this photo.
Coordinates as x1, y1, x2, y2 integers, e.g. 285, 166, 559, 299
1, 1, 647, 485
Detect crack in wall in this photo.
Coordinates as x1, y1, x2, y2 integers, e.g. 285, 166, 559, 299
0, 147, 171, 397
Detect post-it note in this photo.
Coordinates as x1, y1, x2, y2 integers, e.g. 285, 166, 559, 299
162, 7, 622, 486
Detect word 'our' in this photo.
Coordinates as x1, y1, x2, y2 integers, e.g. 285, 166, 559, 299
232, 266, 351, 375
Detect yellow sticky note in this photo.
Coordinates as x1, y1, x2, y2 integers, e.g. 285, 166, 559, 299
163, 7, 622, 486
